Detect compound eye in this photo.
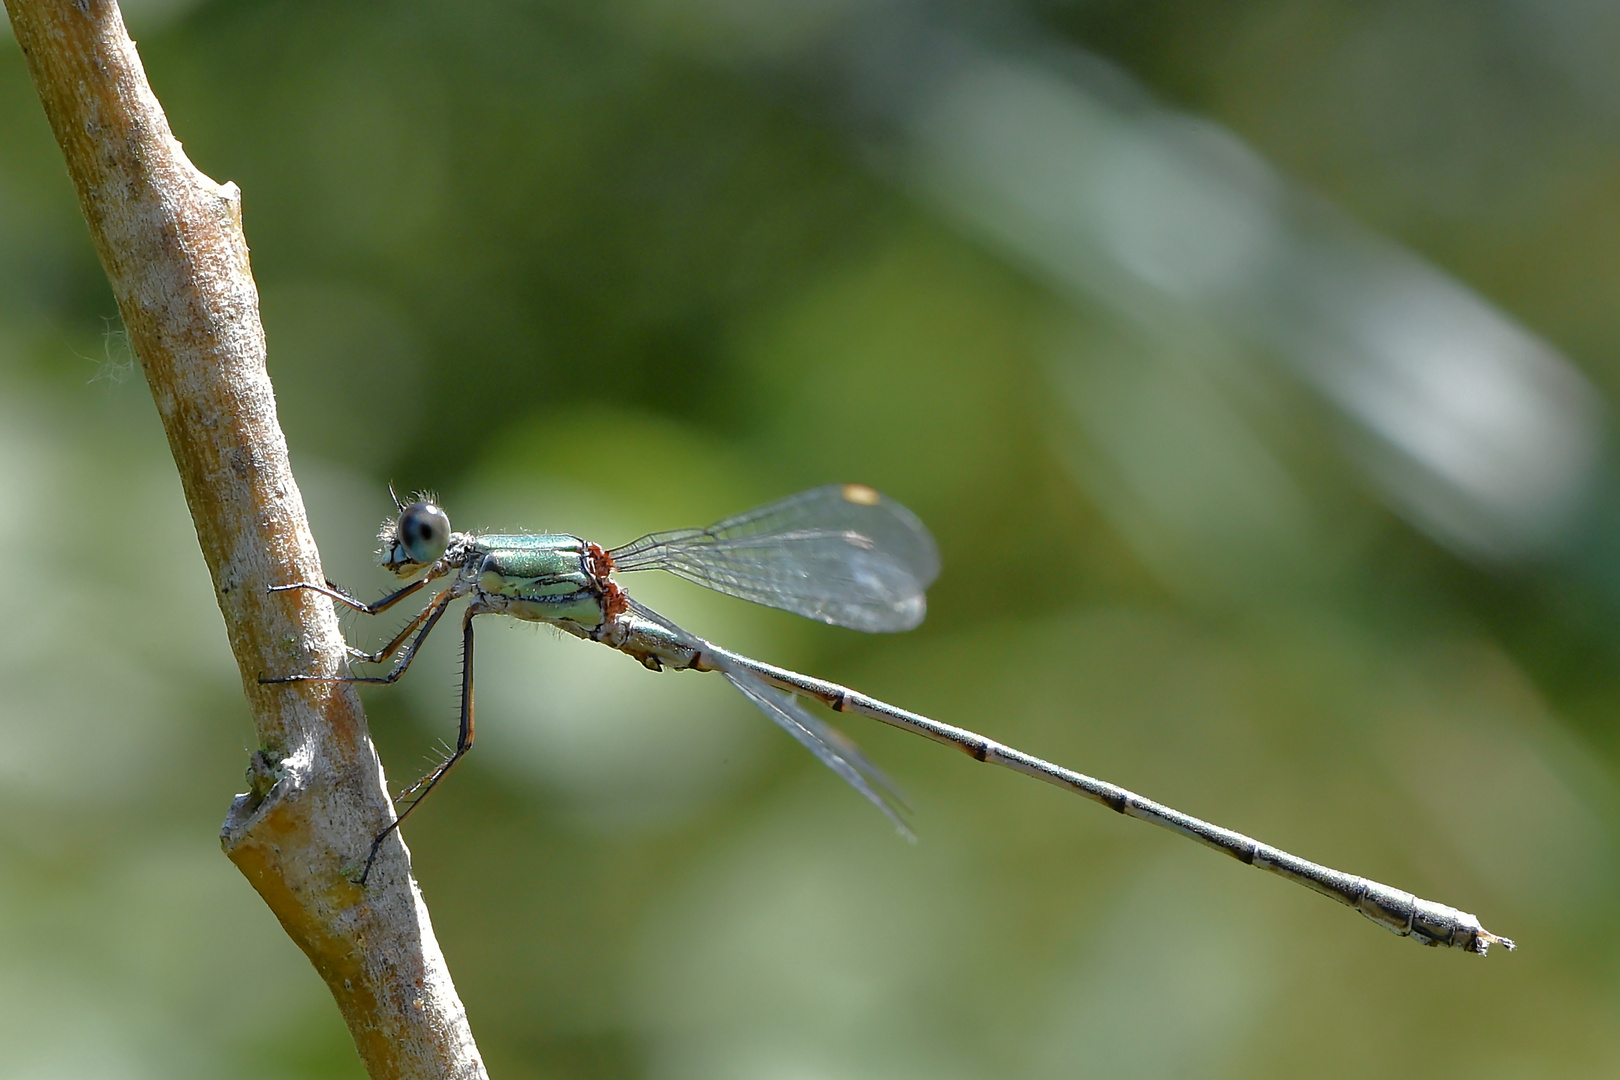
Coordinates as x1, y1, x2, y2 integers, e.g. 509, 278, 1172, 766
397, 502, 451, 564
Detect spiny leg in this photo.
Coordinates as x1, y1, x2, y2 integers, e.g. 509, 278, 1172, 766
270, 571, 436, 616
357, 604, 482, 885
346, 592, 456, 667
260, 589, 456, 688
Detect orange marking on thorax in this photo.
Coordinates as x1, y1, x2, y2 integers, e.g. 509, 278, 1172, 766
601, 581, 630, 619
585, 541, 616, 583
585, 542, 628, 618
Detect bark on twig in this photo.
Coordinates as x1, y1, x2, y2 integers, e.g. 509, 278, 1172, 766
3, 2, 486, 1075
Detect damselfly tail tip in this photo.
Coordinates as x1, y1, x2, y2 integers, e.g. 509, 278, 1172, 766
1472, 928, 1515, 955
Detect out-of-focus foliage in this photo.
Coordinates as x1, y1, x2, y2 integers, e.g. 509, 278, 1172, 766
2, 1, 1617, 1076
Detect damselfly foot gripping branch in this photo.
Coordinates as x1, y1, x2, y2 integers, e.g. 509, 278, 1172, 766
264, 484, 1512, 954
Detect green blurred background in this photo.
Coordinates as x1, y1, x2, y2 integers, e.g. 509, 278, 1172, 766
2, 0, 1616, 1076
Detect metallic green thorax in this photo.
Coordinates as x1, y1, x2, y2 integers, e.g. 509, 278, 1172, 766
464, 533, 606, 631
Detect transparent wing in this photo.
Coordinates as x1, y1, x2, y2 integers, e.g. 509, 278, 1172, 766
719, 661, 913, 840
623, 597, 911, 836
608, 484, 941, 633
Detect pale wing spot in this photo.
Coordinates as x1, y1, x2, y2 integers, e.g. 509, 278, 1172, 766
841, 482, 881, 506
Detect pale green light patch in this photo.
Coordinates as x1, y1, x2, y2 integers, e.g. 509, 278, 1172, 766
1045, 322, 1321, 606
631, 782, 979, 1080
1378, 641, 1619, 938
733, 223, 1033, 512
1033, 856, 1281, 1080
0, 840, 349, 1078
260, 281, 428, 471
0, 400, 232, 829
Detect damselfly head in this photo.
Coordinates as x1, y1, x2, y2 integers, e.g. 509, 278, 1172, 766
379, 500, 452, 574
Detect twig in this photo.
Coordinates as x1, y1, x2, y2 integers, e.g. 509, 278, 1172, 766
2, 1, 486, 1075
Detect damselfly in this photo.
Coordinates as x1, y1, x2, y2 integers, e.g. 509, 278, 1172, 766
265, 483, 1512, 954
